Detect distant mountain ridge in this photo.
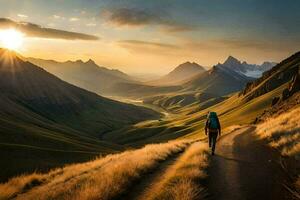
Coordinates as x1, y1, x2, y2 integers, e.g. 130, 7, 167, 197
136, 61, 254, 111
217, 56, 276, 78
26, 57, 136, 95
166, 61, 206, 80
147, 61, 206, 86
183, 63, 253, 96
111, 59, 254, 99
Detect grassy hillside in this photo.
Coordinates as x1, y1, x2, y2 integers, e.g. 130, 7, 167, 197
103, 51, 300, 146
0, 49, 160, 181
110, 82, 182, 98
103, 84, 286, 146
1, 49, 159, 135
143, 92, 226, 113
0, 95, 125, 182
0, 140, 189, 200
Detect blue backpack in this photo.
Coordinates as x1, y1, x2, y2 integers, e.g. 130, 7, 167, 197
208, 112, 219, 129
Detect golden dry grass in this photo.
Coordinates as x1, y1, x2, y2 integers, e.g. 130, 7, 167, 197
144, 142, 209, 200
0, 140, 190, 200
256, 106, 300, 157
256, 106, 300, 192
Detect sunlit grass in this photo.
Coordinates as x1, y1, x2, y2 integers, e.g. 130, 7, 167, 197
256, 106, 300, 157
256, 106, 300, 190
144, 142, 209, 200
0, 140, 190, 200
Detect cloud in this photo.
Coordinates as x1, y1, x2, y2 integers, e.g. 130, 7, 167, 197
118, 40, 179, 49
86, 23, 97, 27
213, 39, 269, 49
53, 15, 61, 19
0, 18, 99, 40
47, 23, 56, 27
17, 14, 28, 18
184, 38, 277, 51
102, 8, 194, 32
69, 17, 80, 22
117, 38, 288, 59
118, 39, 181, 56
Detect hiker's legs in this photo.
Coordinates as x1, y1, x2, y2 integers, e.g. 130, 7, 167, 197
211, 132, 218, 154
208, 133, 212, 147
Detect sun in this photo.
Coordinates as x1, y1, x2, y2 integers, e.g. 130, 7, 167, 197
0, 29, 24, 51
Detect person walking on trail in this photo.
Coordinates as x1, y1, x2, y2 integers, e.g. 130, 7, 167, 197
205, 111, 221, 155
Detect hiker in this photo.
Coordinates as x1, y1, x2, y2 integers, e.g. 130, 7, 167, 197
205, 111, 221, 155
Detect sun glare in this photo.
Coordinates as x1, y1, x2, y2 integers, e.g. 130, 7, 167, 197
0, 29, 24, 51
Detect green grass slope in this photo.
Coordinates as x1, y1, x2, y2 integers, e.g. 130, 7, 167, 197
0, 49, 159, 182
110, 82, 182, 98
104, 52, 300, 146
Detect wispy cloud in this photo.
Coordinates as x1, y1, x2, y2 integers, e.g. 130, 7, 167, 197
86, 23, 97, 27
47, 23, 56, 27
69, 17, 80, 22
102, 8, 195, 32
117, 38, 289, 59
118, 39, 180, 56
0, 18, 99, 40
184, 38, 280, 51
17, 14, 28, 18
53, 15, 61, 19
119, 40, 179, 49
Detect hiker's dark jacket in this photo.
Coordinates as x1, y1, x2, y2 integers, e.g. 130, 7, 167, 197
205, 117, 221, 133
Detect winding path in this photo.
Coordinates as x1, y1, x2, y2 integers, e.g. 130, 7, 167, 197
207, 126, 293, 200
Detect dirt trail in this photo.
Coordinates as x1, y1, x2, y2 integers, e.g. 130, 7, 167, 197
120, 151, 183, 200
207, 126, 294, 200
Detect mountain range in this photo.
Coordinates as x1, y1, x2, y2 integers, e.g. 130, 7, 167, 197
110, 58, 255, 99
183, 64, 253, 96
25, 56, 275, 100
217, 56, 276, 78
26, 57, 136, 95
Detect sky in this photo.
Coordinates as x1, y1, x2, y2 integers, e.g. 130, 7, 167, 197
0, 0, 299, 75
